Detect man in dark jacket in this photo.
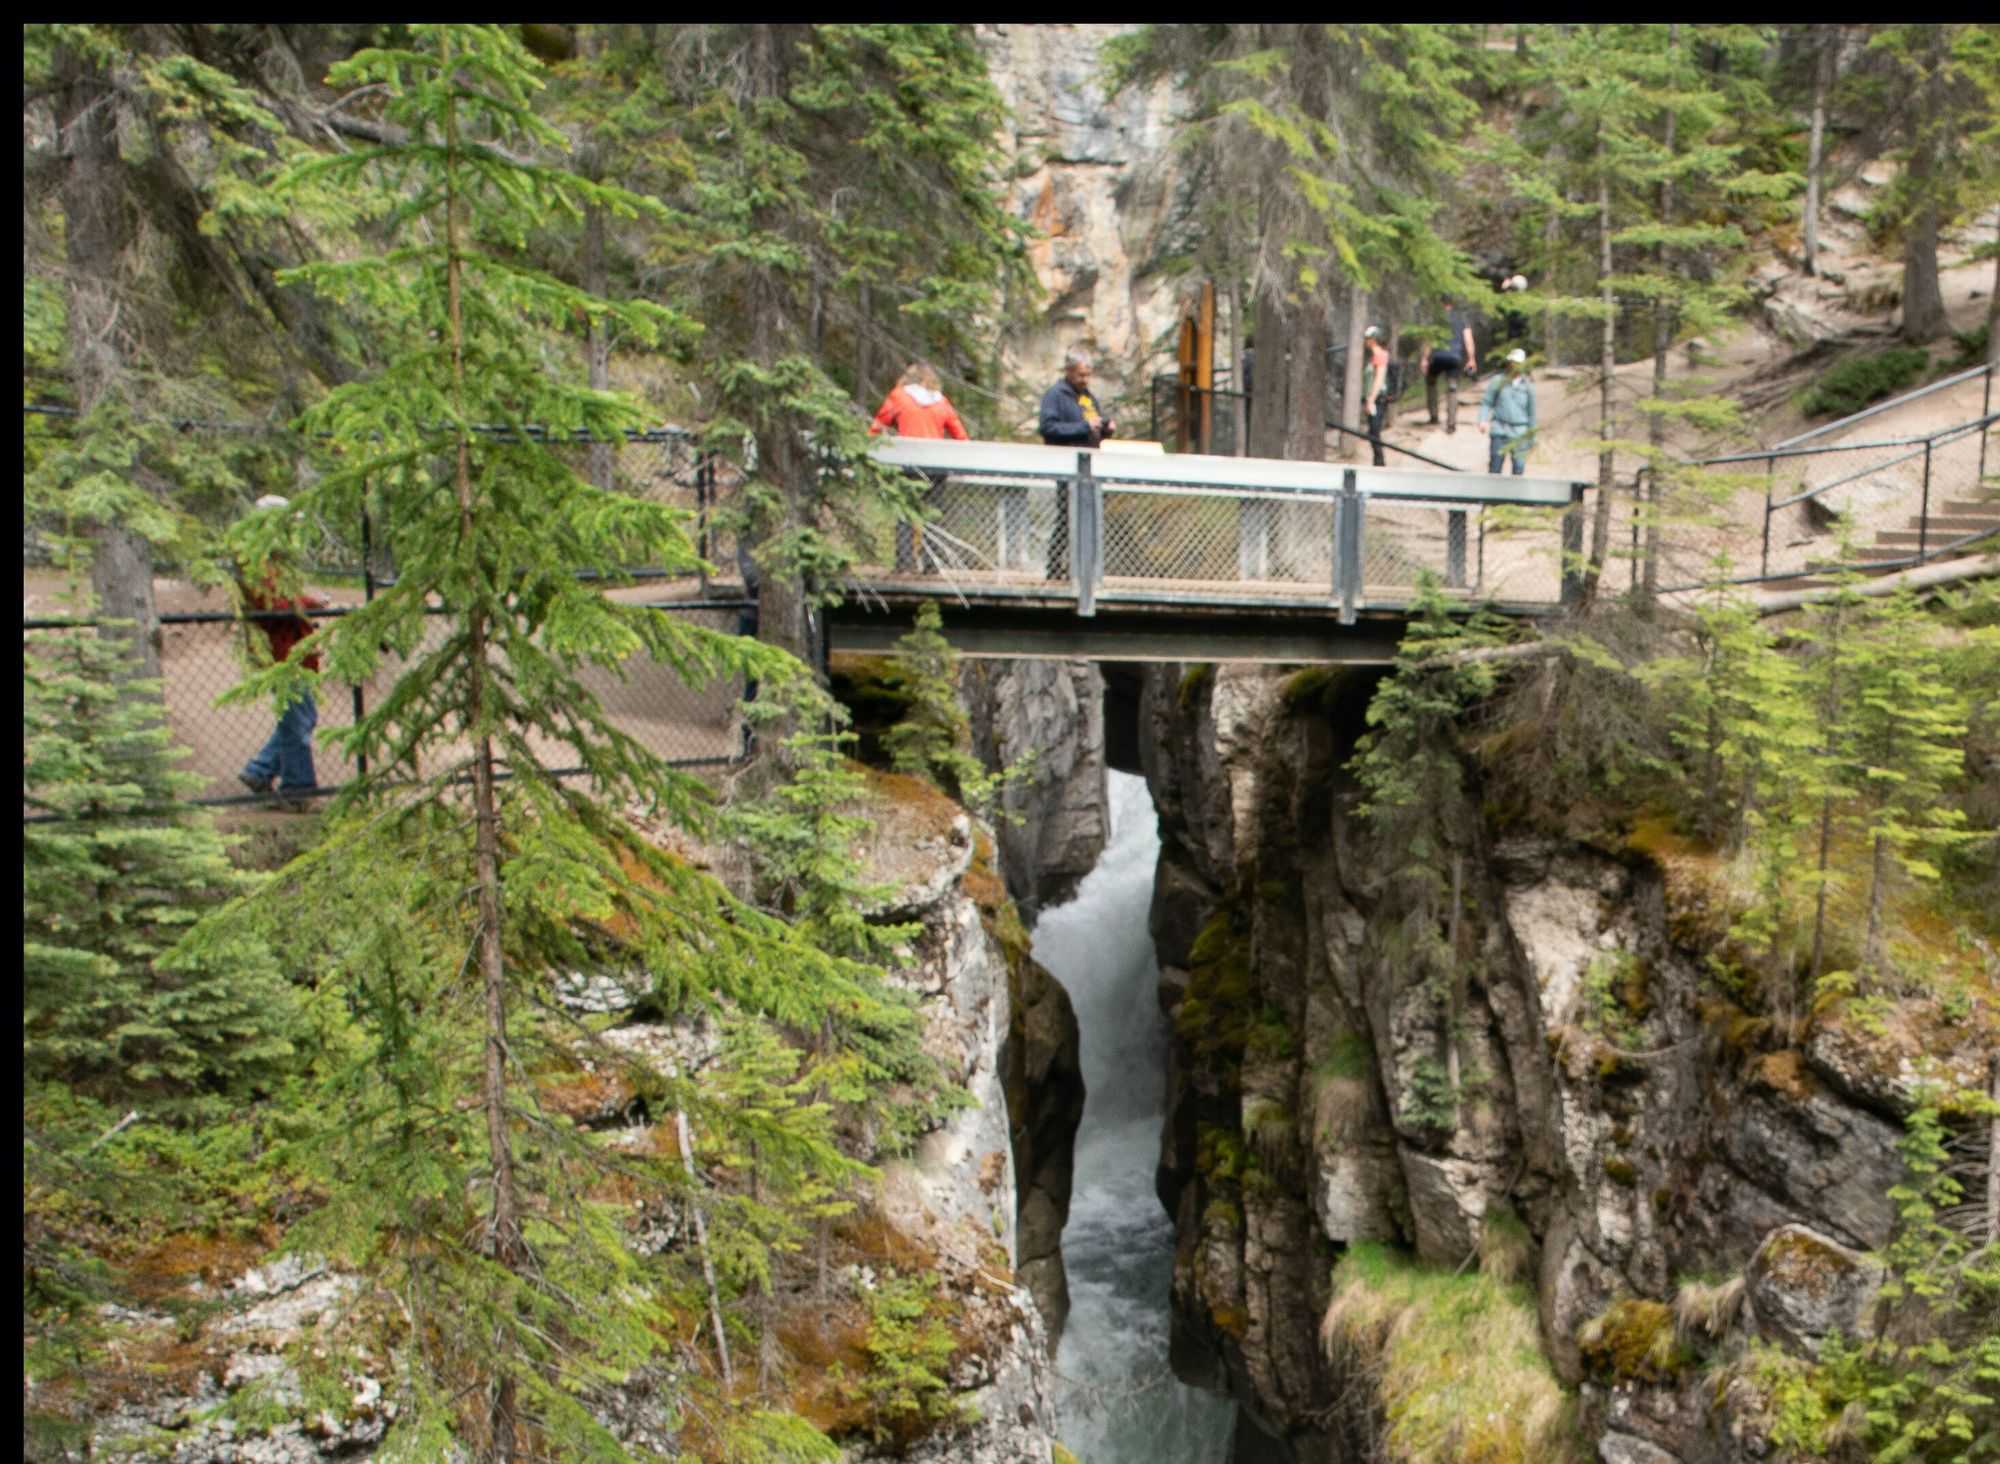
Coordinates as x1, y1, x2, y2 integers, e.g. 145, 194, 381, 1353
1031, 349, 1116, 580
1039, 349, 1116, 449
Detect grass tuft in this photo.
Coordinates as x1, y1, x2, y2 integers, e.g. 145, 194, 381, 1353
1320, 1241, 1584, 1464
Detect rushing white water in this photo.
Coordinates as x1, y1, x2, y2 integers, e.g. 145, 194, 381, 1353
1036, 771, 1237, 1464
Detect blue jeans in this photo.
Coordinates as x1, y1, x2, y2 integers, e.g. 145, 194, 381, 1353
244, 690, 318, 793
1488, 431, 1528, 475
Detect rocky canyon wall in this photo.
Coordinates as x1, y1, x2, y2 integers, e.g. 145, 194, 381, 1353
1135, 660, 1994, 1463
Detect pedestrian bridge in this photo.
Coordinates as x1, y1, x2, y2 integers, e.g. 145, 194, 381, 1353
826, 438, 1588, 665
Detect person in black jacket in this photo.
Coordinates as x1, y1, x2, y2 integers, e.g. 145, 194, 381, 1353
1031, 349, 1116, 580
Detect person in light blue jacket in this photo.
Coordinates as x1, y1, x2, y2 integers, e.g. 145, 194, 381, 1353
1478, 348, 1537, 475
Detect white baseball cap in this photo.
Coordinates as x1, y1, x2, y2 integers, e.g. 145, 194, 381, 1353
254, 494, 290, 511
1363, 325, 1382, 339
1506, 348, 1527, 364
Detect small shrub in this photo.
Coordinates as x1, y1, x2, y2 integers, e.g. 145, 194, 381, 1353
1798, 348, 1930, 419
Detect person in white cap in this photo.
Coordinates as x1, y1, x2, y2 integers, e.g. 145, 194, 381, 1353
237, 495, 327, 811
1361, 325, 1392, 467
1478, 349, 1537, 476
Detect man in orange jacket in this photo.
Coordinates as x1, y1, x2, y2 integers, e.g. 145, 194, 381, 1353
869, 361, 967, 570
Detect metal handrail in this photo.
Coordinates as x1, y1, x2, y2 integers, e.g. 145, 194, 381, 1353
1694, 412, 1999, 468
1767, 361, 1993, 451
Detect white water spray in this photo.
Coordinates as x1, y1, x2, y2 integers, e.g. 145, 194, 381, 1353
1037, 771, 1236, 1463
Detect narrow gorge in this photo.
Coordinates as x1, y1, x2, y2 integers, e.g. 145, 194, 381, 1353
964, 643, 1996, 1464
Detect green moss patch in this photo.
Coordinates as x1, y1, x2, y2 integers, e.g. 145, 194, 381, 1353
1578, 1297, 1693, 1385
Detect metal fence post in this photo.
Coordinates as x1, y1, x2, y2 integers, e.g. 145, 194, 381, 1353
1073, 452, 1099, 618
696, 453, 713, 598
1447, 508, 1468, 589
1920, 437, 1934, 561
1761, 456, 1775, 579
1338, 470, 1362, 626
355, 501, 372, 778
1982, 365, 1992, 491
1561, 483, 1587, 607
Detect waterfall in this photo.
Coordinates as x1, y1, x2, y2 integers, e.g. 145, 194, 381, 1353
1036, 770, 1237, 1463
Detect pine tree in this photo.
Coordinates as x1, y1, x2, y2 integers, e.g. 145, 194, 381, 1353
1489, 25, 1797, 605
1844, 587, 1975, 972
1845, 25, 2000, 344
1110, 25, 1487, 462
24, 578, 296, 1105
181, 27, 950, 1457
554, 25, 1034, 667
23, 567, 300, 1452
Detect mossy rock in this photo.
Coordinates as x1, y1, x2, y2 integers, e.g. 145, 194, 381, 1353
1578, 1298, 1691, 1385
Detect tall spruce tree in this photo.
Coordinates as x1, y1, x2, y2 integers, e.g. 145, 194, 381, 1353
182, 26, 947, 1458
1489, 25, 1794, 603
1845, 25, 2000, 344
1109, 25, 1486, 463
554, 25, 1033, 668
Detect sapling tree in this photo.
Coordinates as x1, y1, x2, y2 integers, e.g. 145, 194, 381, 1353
1844, 587, 1975, 974
180, 26, 948, 1458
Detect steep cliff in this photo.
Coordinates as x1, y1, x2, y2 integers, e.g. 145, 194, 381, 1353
979, 23, 1194, 428
1138, 661, 1997, 1463
64, 769, 1075, 1463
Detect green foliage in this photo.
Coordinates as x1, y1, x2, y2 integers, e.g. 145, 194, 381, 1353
1798, 347, 1932, 418
881, 602, 1028, 823
1732, 1083, 2000, 1463
1350, 577, 1513, 887
1403, 1055, 1459, 1135
23, 578, 299, 1108
166, 26, 953, 1457
848, 1269, 967, 1444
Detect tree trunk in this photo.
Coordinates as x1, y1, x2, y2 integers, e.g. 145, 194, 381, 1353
54, 42, 162, 682
1987, 1054, 1998, 1245
1582, 133, 1618, 607
443, 57, 524, 1457
1286, 302, 1328, 463
1988, 215, 1999, 371
582, 176, 614, 491
1864, 830, 1890, 973
1228, 278, 1247, 456
1338, 286, 1366, 462
1644, 28, 1679, 607
1249, 286, 1291, 461
1899, 27, 1948, 344
1803, 26, 1834, 277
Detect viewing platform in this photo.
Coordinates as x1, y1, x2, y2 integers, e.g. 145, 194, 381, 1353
829, 438, 1589, 664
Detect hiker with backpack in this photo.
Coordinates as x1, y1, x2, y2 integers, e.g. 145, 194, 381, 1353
1362, 325, 1394, 467
1420, 297, 1479, 433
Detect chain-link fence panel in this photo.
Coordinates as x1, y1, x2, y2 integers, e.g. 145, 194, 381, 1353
886, 473, 1073, 585
1102, 487, 1335, 598
25, 600, 747, 812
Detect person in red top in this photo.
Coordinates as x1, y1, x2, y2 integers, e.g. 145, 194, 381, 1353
238, 494, 328, 810
868, 360, 970, 441
869, 362, 967, 571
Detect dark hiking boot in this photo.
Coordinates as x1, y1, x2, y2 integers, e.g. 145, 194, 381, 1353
239, 772, 274, 796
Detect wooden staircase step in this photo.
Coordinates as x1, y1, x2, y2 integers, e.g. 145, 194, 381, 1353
1942, 500, 2000, 516
1901, 515, 2000, 533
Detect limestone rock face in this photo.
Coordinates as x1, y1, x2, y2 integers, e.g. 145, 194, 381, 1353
1136, 659, 1931, 1464
961, 657, 1108, 924
979, 24, 1193, 431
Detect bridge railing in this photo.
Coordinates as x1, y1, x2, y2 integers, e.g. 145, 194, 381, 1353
868, 439, 1587, 623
